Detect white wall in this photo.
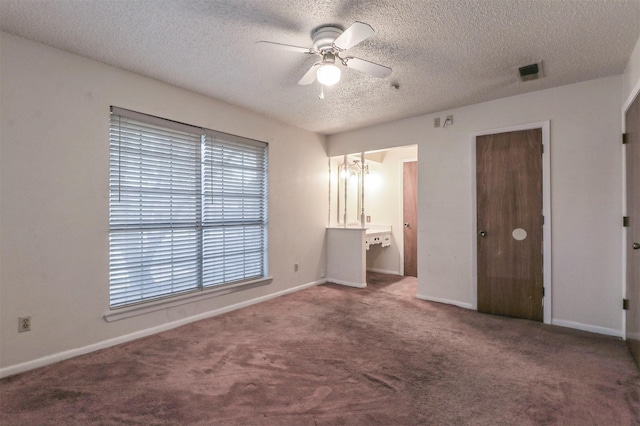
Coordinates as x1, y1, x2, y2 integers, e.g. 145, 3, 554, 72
365, 146, 417, 275
329, 76, 624, 336
0, 32, 328, 375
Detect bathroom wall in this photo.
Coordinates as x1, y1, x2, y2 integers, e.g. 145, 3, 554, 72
365, 146, 418, 275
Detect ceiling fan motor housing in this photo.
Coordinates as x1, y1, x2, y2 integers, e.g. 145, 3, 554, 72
313, 26, 342, 52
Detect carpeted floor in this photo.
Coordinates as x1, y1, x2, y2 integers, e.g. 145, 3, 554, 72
1, 272, 639, 425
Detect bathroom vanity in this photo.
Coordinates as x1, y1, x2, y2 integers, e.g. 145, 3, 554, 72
364, 225, 392, 250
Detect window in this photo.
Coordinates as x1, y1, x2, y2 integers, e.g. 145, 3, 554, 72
109, 107, 268, 308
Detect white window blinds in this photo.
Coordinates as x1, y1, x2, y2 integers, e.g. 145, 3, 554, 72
109, 107, 268, 308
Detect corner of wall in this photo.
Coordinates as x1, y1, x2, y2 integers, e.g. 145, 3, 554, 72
623, 35, 640, 110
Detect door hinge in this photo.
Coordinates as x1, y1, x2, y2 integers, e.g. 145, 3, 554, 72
623, 298, 629, 310
541, 144, 544, 154
542, 287, 545, 297
624, 216, 630, 227
623, 133, 628, 144
542, 215, 545, 225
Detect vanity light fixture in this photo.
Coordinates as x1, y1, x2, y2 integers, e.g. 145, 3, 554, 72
351, 159, 369, 174
339, 159, 369, 180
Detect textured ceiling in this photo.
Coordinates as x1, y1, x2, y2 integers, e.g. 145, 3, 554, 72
1, 0, 639, 135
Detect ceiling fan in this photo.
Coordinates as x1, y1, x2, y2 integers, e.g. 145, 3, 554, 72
257, 22, 392, 88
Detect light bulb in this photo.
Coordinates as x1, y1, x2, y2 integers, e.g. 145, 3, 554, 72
316, 64, 341, 86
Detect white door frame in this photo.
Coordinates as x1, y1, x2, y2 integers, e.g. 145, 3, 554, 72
470, 121, 552, 324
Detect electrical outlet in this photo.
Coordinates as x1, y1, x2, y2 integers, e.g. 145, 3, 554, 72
366, 215, 371, 222
294, 263, 299, 272
434, 117, 440, 128
19, 316, 31, 333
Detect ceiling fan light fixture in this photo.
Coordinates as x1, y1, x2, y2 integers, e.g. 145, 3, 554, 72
317, 63, 341, 86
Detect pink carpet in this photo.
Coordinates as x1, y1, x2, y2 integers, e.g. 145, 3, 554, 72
2, 272, 639, 424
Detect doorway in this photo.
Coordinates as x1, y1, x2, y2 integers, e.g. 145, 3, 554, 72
330, 146, 417, 278
403, 161, 418, 277
476, 128, 544, 321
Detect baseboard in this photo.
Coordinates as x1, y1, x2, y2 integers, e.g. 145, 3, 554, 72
326, 278, 367, 288
366, 268, 401, 275
416, 294, 473, 310
626, 331, 640, 340
0, 278, 326, 379
551, 319, 622, 338
413, 297, 622, 338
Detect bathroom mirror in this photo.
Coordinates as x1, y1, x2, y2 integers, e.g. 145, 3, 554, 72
337, 155, 366, 226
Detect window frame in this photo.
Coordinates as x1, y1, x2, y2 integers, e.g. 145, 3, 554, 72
107, 107, 270, 314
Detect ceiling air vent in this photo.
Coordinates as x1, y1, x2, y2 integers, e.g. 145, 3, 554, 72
518, 62, 543, 82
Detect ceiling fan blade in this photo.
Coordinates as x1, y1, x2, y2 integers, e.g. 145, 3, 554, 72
333, 22, 374, 50
345, 57, 392, 78
256, 40, 313, 54
298, 63, 321, 85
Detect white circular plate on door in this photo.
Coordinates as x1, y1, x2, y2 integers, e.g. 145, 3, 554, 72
512, 228, 527, 241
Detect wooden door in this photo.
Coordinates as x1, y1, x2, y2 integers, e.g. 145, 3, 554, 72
626, 93, 640, 367
477, 129, 543, 321
403, 161, 418, 277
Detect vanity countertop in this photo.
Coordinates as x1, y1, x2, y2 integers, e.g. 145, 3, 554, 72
327, 225, 392, 235
365, 225, 392, 236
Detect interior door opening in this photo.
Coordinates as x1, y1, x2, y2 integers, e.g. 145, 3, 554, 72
403, 161, 418, 277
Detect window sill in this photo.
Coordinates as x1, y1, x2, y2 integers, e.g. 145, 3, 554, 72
103, 277, 273, 322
